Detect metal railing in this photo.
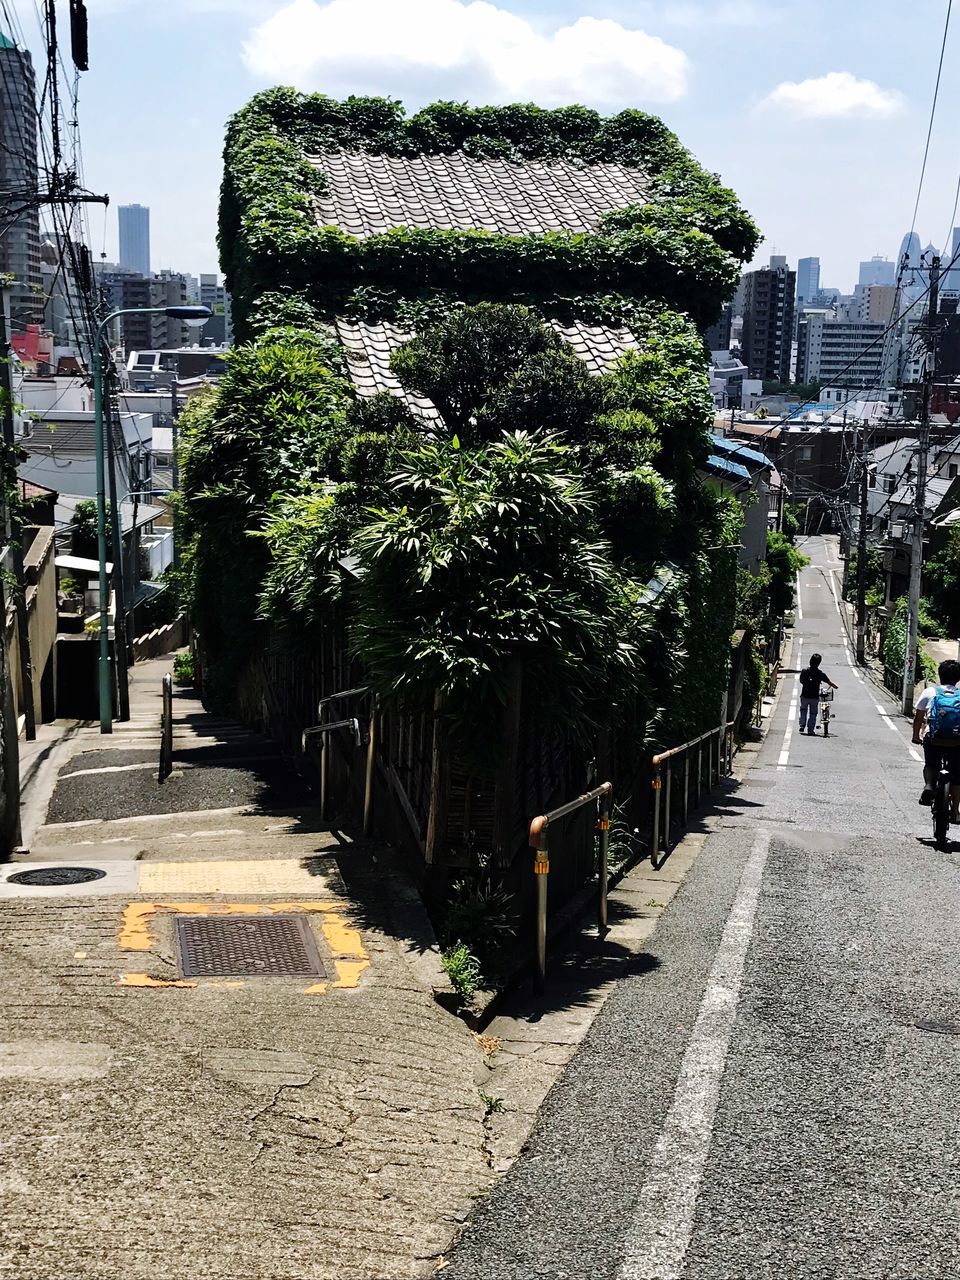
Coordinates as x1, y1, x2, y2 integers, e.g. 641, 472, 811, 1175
158, 673, 173, 784
650, 721, 734, 870
302, 686, 374, 830
528, 781, 612, 991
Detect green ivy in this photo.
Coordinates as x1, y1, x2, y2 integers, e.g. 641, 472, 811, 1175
220, 88, 759, 339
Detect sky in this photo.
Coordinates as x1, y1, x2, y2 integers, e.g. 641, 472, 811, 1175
13, 0, 960, 287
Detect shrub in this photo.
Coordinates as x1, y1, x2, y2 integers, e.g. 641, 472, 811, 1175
440, 943, 482, 1003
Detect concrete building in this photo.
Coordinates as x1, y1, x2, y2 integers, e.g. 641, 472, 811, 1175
858, 256, 896, 287
795, 311, 886, 389
119, 204, 150, 276
96, 268, 190, 354
740, 258, 795, 382
796, 257, 820, 307
704, 303, 732, 353
0, 33, 42, 328
199, 273, 233, 346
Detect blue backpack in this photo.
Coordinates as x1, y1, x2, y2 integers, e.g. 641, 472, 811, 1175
928, 686, 960, 740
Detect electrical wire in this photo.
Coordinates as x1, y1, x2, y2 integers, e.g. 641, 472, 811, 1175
910, 0, 953, 243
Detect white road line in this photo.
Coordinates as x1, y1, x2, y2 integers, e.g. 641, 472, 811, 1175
910, 747, 922, 761
618, 830, 771, 1280
796, 572, 802, 620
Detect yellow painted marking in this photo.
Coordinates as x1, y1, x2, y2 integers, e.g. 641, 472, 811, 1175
119, 900, 342, 952
120, 973, 198, 989
73, 951, 87, 959
331, 960, 368, 990
303, 982, 329, 996
138, 858, 335, 897
320, 914, 367, 959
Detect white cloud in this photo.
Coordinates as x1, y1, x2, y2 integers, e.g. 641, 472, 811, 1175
242, 0, 689, 108
762, 71, 904, 120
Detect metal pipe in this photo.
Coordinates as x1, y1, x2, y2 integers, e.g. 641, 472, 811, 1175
683, 752, 690, 826
651, 772, 661, 867
363, 704, 376, 835
597, 790, 611, 936
92, 319, 112, 734
663, 762, 672, 848
529, 818, 550, 993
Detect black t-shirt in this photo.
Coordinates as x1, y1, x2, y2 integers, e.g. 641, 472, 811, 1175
800, 666, 830, 699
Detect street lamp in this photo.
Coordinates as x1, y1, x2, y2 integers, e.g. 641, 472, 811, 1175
93, 304, 211, 733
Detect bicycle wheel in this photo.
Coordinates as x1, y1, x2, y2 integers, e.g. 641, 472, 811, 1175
933, 774, 950, 849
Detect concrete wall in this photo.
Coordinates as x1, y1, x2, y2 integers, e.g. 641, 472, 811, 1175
6, 525, 58, 728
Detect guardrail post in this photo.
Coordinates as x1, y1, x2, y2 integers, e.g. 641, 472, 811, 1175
530, 817, 549, 992
651, 768, 662, 866
663, 762, 672, 847
696, 741, 702, 802
597, 788, 611, 937
362, 702, 376, 836
682, 750, 690, 827
158, 673, 173, 784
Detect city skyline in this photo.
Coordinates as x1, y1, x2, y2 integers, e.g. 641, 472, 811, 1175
8, 1, 959, 282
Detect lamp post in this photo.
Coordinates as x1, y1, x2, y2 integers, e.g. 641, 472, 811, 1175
92, 304, 211, 733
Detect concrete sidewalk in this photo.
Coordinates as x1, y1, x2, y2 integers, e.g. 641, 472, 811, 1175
0, 658, 493, 1280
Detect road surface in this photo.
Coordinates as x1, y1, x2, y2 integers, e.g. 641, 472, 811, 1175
446, 534, 960, 1280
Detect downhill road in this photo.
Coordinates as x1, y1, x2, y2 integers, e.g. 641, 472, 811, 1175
446, 535, 960, 1280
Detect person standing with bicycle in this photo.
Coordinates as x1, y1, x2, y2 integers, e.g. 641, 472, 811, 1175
913, 658, 960, 819
799, 653, 837, 736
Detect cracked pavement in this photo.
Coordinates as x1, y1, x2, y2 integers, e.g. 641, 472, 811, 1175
0, 659, 494, 1280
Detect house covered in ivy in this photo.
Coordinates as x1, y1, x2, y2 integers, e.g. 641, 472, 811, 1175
184, 88, 760, 888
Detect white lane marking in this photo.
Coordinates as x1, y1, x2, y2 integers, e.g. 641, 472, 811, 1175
618, 830, 771, 1280
910, 747, 922, 761
796, 572, 802, 620
777, 644, 803, 772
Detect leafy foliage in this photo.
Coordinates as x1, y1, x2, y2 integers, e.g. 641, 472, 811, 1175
924, 527, 960, 634
883, 594, 939, 683
178, 329, 356, 708
765, 530, 808, 619
69, 498, 111, 559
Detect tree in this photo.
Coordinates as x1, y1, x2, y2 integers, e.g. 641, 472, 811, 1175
70, 499, 111, 559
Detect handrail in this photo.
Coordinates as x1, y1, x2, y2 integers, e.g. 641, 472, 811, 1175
528, 780, 613, 991
158, 673, 173, 784
317, 686, 367, 709
650, 720, 734, 870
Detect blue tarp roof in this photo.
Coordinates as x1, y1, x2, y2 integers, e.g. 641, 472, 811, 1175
709, 434, 772, 469
705, 453, 751, 481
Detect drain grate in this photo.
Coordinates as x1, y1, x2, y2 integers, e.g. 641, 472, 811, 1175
175, 915, 326, 979
8, 866, 106, 886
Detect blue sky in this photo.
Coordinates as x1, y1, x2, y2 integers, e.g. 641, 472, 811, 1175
16, 0, 960, 288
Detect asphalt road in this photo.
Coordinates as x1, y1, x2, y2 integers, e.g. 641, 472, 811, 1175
446, 535, 960, 1280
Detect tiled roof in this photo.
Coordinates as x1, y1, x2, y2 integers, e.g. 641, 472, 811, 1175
335, 319, 640, 418
311, 151, 649, 239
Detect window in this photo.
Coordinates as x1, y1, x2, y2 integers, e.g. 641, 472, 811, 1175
799, 446, 813, 461
950, 463, 958, 479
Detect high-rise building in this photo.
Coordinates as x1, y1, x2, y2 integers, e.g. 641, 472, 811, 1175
740, 257, 795, 382
0, 33, 41, 328
96, 266, 188, 354
118, 204, 150, 276
943, 228, 960, 294
858, 256, 896, 288
795, 311, 886, 388
796, 257, 820, 307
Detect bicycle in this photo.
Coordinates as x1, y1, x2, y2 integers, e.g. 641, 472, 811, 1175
819, 689, 834, 738
932, 761, 951, 850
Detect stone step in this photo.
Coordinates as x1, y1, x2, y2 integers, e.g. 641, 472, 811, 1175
31, 804, 338, 849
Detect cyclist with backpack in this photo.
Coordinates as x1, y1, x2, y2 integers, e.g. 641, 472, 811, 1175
912, 658, 960, 817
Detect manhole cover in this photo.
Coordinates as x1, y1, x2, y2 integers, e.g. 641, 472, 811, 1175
175, 915, 326, 979
7, 866, 106, 886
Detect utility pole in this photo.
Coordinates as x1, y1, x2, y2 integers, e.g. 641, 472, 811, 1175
856, 425, 870, 665
0, 292, 35, 741
103, 368, 129, 721
170, 371, 180, 569
902, 254, 940, 715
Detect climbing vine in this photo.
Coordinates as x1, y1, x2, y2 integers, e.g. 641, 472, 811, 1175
220, 88, 759, 339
